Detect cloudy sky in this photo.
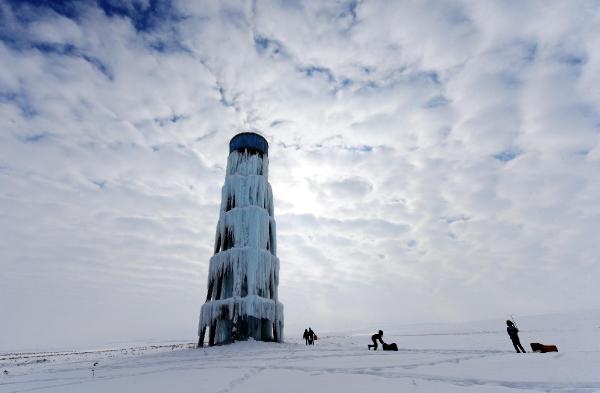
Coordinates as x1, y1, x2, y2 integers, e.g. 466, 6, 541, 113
1, 0, 599, 351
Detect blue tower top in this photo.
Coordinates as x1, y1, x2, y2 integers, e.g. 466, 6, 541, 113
229, 132, 268, 156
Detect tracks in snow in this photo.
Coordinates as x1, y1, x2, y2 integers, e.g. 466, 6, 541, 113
2, 341, 599, 393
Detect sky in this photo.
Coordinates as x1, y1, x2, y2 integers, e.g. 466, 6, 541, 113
1, 0, 599, 351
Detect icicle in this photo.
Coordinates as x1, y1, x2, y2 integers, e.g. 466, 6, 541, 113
220, 175, 273, 215
206, 248, 279, 299
226, 150, 269, 178
199, 296, 283, 333
215, 207, 271, 250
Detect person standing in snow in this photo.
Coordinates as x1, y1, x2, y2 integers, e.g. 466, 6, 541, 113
506, 320, 526, 353
368, 330, 385, 350
308, 327, 315, 345
303, 329, 309, 345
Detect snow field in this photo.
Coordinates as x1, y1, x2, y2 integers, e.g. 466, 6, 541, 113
2, 312, 599, 393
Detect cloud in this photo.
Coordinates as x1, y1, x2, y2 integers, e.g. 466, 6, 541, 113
0, 0, 599, 350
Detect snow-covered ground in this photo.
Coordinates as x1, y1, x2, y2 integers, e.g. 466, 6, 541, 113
2, 311, 600, 393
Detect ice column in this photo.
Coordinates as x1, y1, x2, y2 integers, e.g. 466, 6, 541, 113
198, 132, 284, 346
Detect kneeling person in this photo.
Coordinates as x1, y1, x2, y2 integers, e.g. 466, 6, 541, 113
368, 330, 384, 350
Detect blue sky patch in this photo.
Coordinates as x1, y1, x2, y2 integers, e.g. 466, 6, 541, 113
493, 149, 520, 162
336, 0, 359, 29
92, 180, 107, 189
270, 120, 288, 128
216, 85, 234, 108
443, 215, 470, 224
300, 65, 336, 83
0, 90, 37, 117
154, 114, 187, 127
341, 144, 374, 153
254, 35, 283, 56
97, 0, 184, 33
425, 71, 441, 85
18, 132, 50, 143
31, 43, 113, 79
3, 0, 82, 21
425, 95, 450, 108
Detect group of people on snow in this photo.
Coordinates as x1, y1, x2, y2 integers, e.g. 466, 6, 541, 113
302, 327, 317, 345
301, 320, 532, 354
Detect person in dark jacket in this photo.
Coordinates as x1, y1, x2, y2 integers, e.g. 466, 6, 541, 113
506, 320, 526, 353
303, 329, 309, 345
308, 328, 315, 345
368, 330, 385, 350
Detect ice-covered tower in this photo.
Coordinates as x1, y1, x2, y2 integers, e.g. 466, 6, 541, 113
198, 132, 284, 346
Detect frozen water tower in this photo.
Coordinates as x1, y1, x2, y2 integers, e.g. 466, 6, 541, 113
198, 132, 284, 346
